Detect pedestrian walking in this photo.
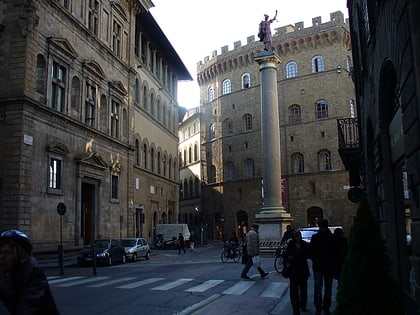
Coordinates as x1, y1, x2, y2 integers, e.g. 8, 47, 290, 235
178, 233, 186, 254
0, 230, 60, 315
283, 230, 310, 315
309, 219, 337, 315
240, 223, 269, 280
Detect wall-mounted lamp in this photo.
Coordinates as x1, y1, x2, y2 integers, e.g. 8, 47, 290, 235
336, 65, 341, 73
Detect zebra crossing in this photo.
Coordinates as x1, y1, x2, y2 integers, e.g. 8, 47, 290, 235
48, 275, 288, 298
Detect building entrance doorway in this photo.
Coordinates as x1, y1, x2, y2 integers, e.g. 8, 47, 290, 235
81, 182, 95, 245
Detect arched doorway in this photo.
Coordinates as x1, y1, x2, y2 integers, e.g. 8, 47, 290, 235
307, 206, 323, 227
236, 210, 248, 240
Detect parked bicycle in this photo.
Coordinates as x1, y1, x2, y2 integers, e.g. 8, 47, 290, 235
274, 243, 288, 273
220, 241, 241, 263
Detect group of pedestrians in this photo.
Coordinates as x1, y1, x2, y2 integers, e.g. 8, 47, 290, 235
283, 219, 348, 315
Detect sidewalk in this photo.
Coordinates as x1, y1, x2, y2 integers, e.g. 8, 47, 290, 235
270, 276, 338, 315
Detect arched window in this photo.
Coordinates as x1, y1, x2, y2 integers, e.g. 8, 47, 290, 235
163, 155, 167, 177
312, 55, 325, 73
135, 79, 140, 104
318, 149, 332, 171
150, 93, 155, 117
188, 145, 192, 163
286, 61, 298, 78
157, 151, 161, 174
194, 143, 198, 161
245, 159, 255, 179
223, 118, 233, 136
162, 104, 166, 125
209, 123, 216, 139
142, 143, 147, 169
150, 148, 155, 172
315, 99, 328, 119
143, 86, 148, 110
224, 162, 234, 181
289, 104, 301, 123
291, 152, 304, 173
135, 139, 140, 166
183, 148, 187, 167
222, 79, 231, 95
157, 99, 161, 121
243, 114, 253, 131
169, 157, 172, 179
241, 73, 251, 89
208, 86, 214, 102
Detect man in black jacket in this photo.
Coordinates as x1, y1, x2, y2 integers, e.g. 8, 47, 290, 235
309, 219, 337, 315
0, 230, 60, 315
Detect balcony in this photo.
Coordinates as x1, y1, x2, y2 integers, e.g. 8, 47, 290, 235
337, 118, 361, 186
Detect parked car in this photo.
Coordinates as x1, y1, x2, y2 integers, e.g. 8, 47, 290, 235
121, 237, 151, 262
77, 238, 126, 266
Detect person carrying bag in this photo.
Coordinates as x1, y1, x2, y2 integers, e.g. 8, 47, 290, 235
240, 223, 269, 280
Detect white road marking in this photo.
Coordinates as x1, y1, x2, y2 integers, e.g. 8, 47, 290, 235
116, 277, 164, 289
151, 278, 194, 290
260, 282, 288, 298
222, 280, 255, 295
185, 280, 225, 292
57, 276, 110, 287
48, 276, 85, 285
88, 277, 137, 287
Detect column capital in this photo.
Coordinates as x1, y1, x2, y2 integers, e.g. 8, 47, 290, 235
254, 51, 281, 65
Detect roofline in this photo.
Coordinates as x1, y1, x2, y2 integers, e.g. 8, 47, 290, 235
137, 11, 192, 81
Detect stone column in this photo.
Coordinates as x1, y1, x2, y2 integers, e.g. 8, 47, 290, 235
254, 51, 292, 243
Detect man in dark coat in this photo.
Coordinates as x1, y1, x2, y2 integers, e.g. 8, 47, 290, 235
0, 230, 60, 315
284, 230, 310, 315
309, 219, 337, 315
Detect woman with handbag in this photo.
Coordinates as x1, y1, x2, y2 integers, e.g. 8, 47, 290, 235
283, 230, 310, 315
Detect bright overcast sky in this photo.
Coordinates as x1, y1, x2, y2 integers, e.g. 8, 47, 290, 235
150, 0, 349, 109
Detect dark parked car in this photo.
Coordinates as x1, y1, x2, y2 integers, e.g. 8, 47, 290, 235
77, 238, 126, 266
121, 238, 151, 262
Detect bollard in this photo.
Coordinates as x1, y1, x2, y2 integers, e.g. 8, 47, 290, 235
92, 244, 97, 275
58, 244, 64, 276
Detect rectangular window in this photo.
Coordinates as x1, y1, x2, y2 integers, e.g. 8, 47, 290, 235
110, 99, 120, 138
50, 62, 66, 112
85, 82, 96, 127
111, 174, 119, 200
56, 0, 70, 9
88, 0, 99, 35
49, 158, 62, 189
112, 20, 121, 56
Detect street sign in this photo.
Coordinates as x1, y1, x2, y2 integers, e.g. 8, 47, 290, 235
57, 202, 66, 215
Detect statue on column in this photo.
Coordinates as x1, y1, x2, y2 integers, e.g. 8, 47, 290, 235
258, 10, 278, 51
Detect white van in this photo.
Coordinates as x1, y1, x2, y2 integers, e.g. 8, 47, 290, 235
156, 224, 190, 242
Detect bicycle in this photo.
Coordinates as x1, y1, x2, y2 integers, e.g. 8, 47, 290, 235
220, 241, 241, 263
274, 243, 288, 273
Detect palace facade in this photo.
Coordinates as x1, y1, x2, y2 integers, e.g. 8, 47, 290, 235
0, 0, 191, 252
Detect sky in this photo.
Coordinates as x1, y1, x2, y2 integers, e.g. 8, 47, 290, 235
150, 0, 349, 109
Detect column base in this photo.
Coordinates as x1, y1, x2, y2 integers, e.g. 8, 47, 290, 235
254, 211, 294, 243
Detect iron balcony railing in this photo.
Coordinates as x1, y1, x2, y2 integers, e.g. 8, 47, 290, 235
337, 118, 360, 150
